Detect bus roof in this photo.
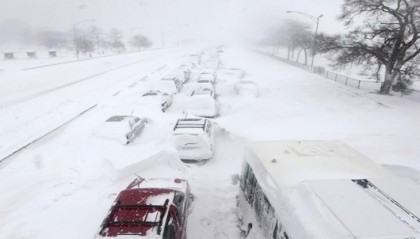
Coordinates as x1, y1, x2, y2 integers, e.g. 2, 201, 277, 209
245, 140, 420, 239
246, 140, 392, 188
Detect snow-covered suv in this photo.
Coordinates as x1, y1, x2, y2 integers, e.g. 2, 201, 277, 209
97, 177, 193, 239
171, 117, 215, 162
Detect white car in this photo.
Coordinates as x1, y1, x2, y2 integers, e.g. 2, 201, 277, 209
171, 117, 215, 162
172, 68, 191, 83
199, 72, 216, 84
142, 90, 173, 112
161, 77, 183, 92
94, 116, 148, 145
149, 78, 180, 94
184, 82, 215, 96
187, 91, 218, 118
234, 80, 259, 97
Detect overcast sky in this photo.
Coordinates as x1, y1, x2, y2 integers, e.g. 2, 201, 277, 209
0, 0, 345, 46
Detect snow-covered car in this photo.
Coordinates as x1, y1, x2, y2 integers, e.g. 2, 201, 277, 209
224, 68, 245, 79
234, 80, 259, 97
172, 68, 191, 83
149, 78, 179, 95
183, 82, 215, 96
97, 177, 193, 239
161, 77, 183, 93
94, 116, 148, 145
186, 91, 218, 118
199, 72, 216, 84
172, 117, 215, 162
191, 87, 215, 98
142, 90, 173, 112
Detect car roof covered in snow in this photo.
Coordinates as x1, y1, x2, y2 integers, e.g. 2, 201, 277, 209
245, 140, 420, 239
173, 118, 207, 133
97, 178, 188, 238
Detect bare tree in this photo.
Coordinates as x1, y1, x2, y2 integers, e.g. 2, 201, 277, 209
262, 19, 312, 63
130, 34, 152, 50
319, 0, 420, 94
88, 25, 105, 53
108, 28, 125, 52
74, 37, 94, 55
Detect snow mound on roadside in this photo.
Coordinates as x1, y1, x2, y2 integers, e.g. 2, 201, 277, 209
103, 143, 185, 180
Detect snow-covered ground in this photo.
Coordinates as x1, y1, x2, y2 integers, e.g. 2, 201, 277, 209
0, 46, 420, 239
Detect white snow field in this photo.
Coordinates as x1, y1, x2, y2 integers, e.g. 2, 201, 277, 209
0, 46, 420, 239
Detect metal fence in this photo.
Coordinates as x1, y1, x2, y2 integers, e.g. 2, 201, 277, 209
264, 53, 420, 101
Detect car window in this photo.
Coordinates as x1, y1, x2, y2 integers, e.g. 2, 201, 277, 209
163, 214, 177, 239
206, 122, 212, 137
106, 116, 128, 122
128, 118, 140, 128
173, 205, 184, 227
174, 192, 185, 209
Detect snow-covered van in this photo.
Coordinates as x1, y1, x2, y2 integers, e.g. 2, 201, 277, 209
238, 140, 420, 239
96, 178, 193, 239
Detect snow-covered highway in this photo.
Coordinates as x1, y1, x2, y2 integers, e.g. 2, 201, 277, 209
0, 48, 189, 162
1, 47, 420, 239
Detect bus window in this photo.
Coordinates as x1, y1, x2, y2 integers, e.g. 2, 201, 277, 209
240, 163, 248, 190
273, 222, 278, 239
254, 183, 264, 222
243, 164, 256, 203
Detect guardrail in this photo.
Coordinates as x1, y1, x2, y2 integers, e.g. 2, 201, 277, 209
262, 52, 420, 101
266, 53, 381, 90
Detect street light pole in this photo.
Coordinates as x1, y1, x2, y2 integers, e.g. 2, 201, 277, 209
73, 19, 96, 59
286, 11, 323, 69
311, 15, 322, 69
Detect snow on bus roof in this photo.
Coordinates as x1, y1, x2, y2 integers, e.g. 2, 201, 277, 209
305, 178, 420, 238
245, 140, 420, 238
246, 140, 392, 188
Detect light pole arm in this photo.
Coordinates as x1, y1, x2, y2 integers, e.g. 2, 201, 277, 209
286, 11, 323, 23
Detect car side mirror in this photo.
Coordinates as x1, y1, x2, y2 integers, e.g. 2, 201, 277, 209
231, 174, 240, 185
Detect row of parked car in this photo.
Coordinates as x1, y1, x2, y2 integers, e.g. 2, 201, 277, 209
95, 48, 223, 238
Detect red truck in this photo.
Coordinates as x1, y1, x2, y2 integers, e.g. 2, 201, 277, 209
97, 178, 193, 239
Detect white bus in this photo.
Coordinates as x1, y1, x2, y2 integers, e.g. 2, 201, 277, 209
238, 140, 420, 239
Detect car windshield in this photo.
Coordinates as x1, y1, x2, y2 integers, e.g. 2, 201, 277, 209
106, 116, 131, 122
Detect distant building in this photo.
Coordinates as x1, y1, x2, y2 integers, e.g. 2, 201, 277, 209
27, 51, 37, 59
4, 52, 14, 60
49, 50, 57, 58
